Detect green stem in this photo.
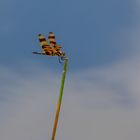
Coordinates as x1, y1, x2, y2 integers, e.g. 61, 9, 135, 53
51, 58, 68, 140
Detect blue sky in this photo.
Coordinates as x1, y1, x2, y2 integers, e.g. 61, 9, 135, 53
0, 0, 138, 70
0, 0, 140, 140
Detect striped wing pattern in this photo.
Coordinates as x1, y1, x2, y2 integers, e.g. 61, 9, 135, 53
38, 32, 64, 56
48, 32, 56, 47
38, 34, 54, 55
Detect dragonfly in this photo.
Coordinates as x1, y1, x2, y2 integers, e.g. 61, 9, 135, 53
32, 32, 66, 62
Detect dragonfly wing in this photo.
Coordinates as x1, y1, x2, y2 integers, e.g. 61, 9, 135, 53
38, 34, 49, 52
48, 32, 56, 47
38, 34, 55, 55
48, 32, 64, 56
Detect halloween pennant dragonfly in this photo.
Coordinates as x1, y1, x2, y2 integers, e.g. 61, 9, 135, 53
32, 32, 66, 62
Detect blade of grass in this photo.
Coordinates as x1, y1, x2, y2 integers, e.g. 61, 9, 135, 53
51, 58, 68, 140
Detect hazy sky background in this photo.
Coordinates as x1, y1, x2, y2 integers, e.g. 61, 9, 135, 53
0, 0, 140, 140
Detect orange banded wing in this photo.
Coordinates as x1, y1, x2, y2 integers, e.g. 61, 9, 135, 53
48, 32, 56, 47
55, 45, 61, 51
48, 32, 63, 56
38, 34, 49, 51
43, 47, 54, 56
54, 46, 63, 56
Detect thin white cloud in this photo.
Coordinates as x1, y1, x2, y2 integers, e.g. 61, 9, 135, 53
0, 52, 140, 140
